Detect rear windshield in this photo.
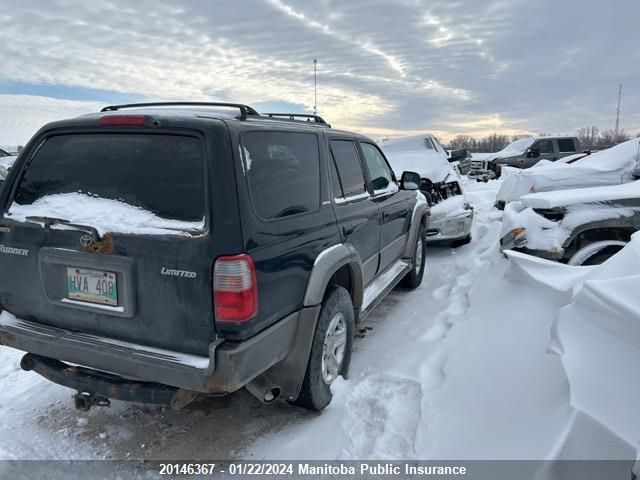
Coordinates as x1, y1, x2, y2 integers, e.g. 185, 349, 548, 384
13, 133, 204, 222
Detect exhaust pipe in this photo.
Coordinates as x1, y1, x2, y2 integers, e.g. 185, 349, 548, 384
246, 375, 282, 404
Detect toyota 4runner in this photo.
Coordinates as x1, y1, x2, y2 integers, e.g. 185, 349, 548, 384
0, 102, 429, 411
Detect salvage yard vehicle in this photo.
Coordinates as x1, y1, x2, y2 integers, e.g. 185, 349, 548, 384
496, 137, 640, 209
500, 180, 640, 265
0, 102, 430, 412
468, 136, 582, 180
382, 135, 473, 246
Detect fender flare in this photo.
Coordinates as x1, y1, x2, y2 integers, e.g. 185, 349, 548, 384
403, 196, 430, 259
302, 243, 364, 309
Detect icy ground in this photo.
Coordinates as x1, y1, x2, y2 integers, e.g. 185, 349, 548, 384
0, 177, 633, 463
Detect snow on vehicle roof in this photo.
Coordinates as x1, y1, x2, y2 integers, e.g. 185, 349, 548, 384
496, 138, 640, 204
380, 135, 452, 183
519, 179, 640, 209
6, 193, 205, 237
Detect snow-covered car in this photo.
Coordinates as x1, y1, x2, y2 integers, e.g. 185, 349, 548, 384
468, 136, 582, 181
496, 137, 640, 209
381, 135, 473, 246
500, 180, 640, 265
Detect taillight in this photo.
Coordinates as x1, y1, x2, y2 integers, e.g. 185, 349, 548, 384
213, 254, 258, 323
99, 115, 147, 126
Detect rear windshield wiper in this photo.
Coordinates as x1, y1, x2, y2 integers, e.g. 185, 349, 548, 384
25, 216, 101, 241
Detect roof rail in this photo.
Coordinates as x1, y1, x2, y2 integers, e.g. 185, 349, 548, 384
262, 113, 331, 127
100, 102, 260, 120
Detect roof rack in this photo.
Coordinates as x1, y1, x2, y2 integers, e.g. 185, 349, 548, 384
100, 102, 260, 120
262, 113, 331, 127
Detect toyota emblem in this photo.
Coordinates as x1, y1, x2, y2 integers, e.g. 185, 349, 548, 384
79, 234, 93, 247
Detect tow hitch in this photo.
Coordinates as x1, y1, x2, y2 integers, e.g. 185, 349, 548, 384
73, 392, 111, 412
20, 353, 199, 411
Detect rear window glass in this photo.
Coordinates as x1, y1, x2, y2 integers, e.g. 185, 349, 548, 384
330, 140, 366, 197
13, 134, 204, 222
242, 131, 320, 220
557, 138, 576, 152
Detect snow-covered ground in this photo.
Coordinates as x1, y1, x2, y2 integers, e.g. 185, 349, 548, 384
0, 172, 637, 467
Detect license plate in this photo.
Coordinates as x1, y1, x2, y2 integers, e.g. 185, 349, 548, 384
67, 267, 118, 306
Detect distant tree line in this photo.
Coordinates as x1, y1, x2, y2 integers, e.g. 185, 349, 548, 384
448, 127, 635, 152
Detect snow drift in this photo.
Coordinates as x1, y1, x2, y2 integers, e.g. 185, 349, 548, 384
506, 234, 640, 458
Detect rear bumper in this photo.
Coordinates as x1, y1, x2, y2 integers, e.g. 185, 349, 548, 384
0, 308, 302, 395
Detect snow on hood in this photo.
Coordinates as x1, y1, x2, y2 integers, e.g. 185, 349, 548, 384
506, 233, 640, 450
380, 135, 452, 183
497, 138, 640, 204
519, 179, 640, 209
6, 193, 205, 237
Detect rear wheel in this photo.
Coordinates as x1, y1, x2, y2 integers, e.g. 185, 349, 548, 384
401, 223, 427, 289
293, 286, 354, 411
568, 240, 627, 266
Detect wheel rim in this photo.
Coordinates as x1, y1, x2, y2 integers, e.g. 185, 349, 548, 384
321, 312, 347, 385
415, 236, 424, 271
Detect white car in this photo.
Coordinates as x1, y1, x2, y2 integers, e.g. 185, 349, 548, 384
496, 137, 640, 209
381, 135, 474, 246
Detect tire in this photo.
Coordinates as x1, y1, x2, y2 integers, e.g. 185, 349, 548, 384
581, 245, 625, 265
401, 223, 427, 289
293, 286, 354, 411
450, 233, 472, 248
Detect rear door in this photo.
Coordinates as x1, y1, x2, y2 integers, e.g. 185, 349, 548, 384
556, 138, 578, 160
0, 125, 229, 356
328, 137, 381, 285
358, 141, 410, 272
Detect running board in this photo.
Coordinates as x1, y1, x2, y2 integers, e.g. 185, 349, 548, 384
360, 259, 411, 319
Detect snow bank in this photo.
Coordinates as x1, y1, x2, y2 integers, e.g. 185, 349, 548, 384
6, 193, 205, 237
497, 138, 640, 205
507, 234, 640, 456
0, 155, 17, 170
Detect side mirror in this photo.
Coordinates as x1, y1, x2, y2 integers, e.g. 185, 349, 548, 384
448, 148, 467, 162
400, 171, 421, 190
526, 148, 540, 158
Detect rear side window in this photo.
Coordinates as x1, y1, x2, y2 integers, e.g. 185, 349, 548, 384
557, 139, 576, 152
242, 131, 320, 219
13, 134, 204, 221
330, 140, 367, 198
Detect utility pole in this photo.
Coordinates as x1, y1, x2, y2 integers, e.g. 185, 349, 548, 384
313, 58, 318, 115
614, 83, 622, 143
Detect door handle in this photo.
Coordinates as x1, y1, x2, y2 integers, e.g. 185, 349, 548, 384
342, 222, 358, 236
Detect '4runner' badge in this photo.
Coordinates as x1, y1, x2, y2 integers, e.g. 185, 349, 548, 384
161, 267, 197, 278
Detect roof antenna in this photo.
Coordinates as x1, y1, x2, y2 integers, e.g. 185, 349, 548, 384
313, 58, 318, 115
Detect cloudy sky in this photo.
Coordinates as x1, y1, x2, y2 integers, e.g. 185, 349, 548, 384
0, 0, 638, 145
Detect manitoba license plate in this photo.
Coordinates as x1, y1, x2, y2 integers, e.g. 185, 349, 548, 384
67, 267, 118, 306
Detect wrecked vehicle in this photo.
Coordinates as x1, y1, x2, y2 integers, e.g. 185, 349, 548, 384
382, 135, 473, 246
468, 136, 582, 181
0, 102, 430, 412
496, 138, 640, 209
500, 180, 640, 265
